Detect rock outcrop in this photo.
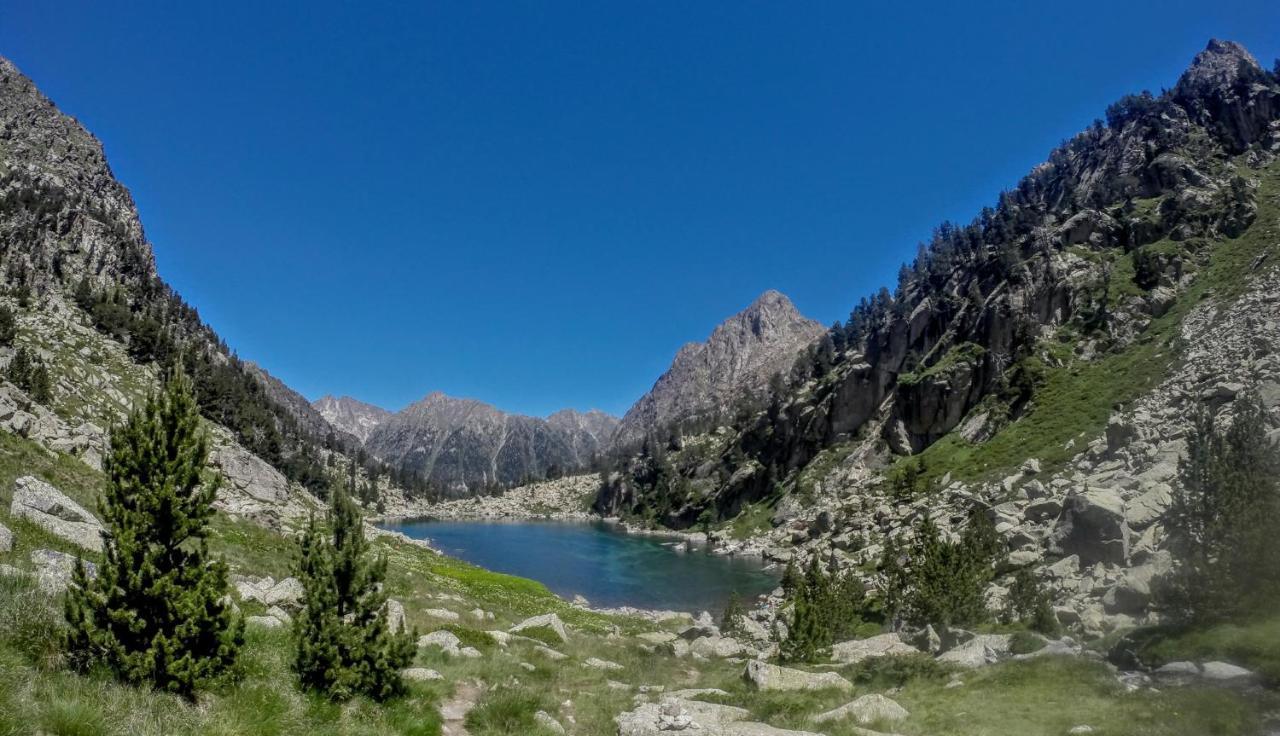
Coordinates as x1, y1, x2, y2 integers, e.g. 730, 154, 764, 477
613, 290, 824, 449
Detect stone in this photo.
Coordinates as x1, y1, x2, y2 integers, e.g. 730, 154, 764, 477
0, 522, 11, 553
9, 476, 104, 552
423, 608, 461, 622
689, 635, 748, 658
636, 631, 678, 645
265, 605, 292, 624
1068, 726, 1095, 734
830, 633, 921, 665
1200, 661, 1256, 682
246, 615, 285, 629
585, 657, 624, 671
30, 548, 95, 593
510, 612, 569, 642
1049, 488, 1130, 565
535, 645, 568, 661
743, 660, 853, 692
419, 630, 463, 654
385, 598, 406, 633
1125, 484, 1172, 529
402, 667, 444, 681
1154, 661, 1200, 677
1103, 555, 1170, 614
937, 634, 1011, 669
813, 694, 909, 725
534, 710, 566, 735
616, 695, 822, 736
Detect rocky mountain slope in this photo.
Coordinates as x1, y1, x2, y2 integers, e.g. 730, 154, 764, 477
612, 290, 825, 449
0, 54, 415, 520
600, 39, 1280, 525
312, 394, 390, 444
364, 392, 618, 493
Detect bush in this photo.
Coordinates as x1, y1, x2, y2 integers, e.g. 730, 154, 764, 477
780, 556, 872, 662
1005, 568, 1060, 636
847, 652, 954, 688
0, 305, 15, 346
881, 511, 1004, 629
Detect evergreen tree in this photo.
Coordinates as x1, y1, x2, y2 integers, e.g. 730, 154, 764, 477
64, 366, 243, 699
294, 479, 415, 701
1161, 395, 1280, 623
0, 305, 15, 346
1004, 568, 1059, 635
720, 591, 746, 637
881, 512, 1003, 629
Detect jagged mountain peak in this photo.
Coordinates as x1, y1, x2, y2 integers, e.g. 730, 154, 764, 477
613, 290, 824, 447
1176, 38, 1264, 98
311, 395, 391, 445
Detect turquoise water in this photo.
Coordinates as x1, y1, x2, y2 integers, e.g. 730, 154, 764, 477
379, 519, 779, 614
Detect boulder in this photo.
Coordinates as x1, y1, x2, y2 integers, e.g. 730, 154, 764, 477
10, 476, 104, 552
830, 633, 921, 665
813, 694, 909, 725
385, 598, 406, 634
30, 548, 95, 593
1102, 554, 1171, 615
246, 615, 285, 629
235, 576, 304, 609
689, 635, 749, 658
743, 660, 853, 692
616, 695, 822, 736
1049, 488, 1130, 565
423, 608, 461, 622
0, 522, 11, 553
510, 612, 569, 642
418, 630, 463, 655
937, 634, 1011, 669
1200, 661, 1256, 683
584, 657, 624, 671
402, 667, 444, 681
1125, 484, 1172, 529
534, 711, 566, 735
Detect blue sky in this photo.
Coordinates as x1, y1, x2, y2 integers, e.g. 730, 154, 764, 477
3, 2, 1277, 417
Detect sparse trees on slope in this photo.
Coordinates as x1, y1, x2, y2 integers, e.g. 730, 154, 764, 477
294, 479, 415, 701
0, 305, 15, 346
1161, 395, 1280, 623
64, 365, 243, 699
880, 511, 1003, 629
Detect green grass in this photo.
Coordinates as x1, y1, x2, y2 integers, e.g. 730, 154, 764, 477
723, 500, 776, 540
914, 158, 1280, 483
464, 689, 561, 736
1128, 612, 1280, 683
898, 342, 987, 388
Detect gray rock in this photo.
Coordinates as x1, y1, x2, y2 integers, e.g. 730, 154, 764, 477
418, 630, 463, 654
510, 612, 569, 642
937, 634, 1011, 669
10, 476, 104, 552
1049, 488, 1130, 565
813, 694, 909, 725
385, 598, 406, 634
1200, 661, 1256, 682
0, 522, 11, 553
743, 660, 853, 692
830, 633, 920, 665
30, 548, 95, 593
616, 695, 822, 736
246, 615, 285, 629
534, 710, 566, 735
402, 667, 444, 682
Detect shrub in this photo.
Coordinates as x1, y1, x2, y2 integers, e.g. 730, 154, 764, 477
881, 511, 1004, 629
721, 591, 746, 637
1005, 568, 1060, 636
847, 652, 954, 688
0, 305, 15, 346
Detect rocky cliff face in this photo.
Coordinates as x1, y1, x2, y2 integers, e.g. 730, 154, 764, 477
600, 40, 1280, 528
312, 394, 390, 444
245, 363, 360, 448
612, 290, 824, 449
365, 392, 617, 493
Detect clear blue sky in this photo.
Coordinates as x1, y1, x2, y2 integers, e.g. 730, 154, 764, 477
3, 2, 1277, 416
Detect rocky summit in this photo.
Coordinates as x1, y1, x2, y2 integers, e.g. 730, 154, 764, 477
312, 394, 392, 444
612, 290, 826, 449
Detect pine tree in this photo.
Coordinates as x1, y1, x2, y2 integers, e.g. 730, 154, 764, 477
294, 479, 415, 701
720, 591, 746, 637
0, 305, 15, 346
64, 366, 243, 699
1162, 395, 1280, 622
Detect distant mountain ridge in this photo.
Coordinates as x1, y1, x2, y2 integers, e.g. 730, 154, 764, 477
612, 289, 825, 448
361, 392, 618, 493
312, 395, 391, 445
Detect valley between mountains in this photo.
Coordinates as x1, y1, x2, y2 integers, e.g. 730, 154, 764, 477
1, 39, 1280, 736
